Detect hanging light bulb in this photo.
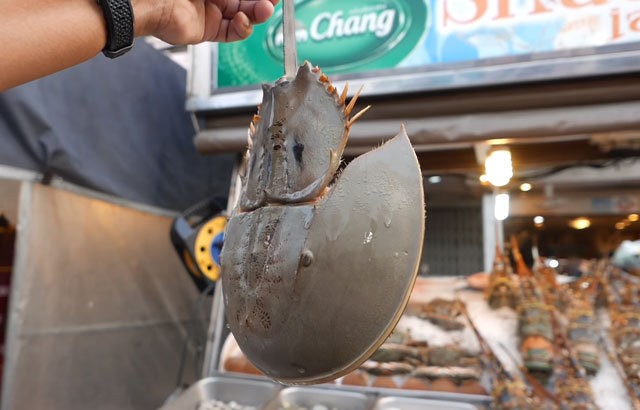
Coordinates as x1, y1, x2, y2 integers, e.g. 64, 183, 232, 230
485, 147, 513, 187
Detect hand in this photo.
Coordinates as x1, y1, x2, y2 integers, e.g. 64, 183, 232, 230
137, 0, 279, 45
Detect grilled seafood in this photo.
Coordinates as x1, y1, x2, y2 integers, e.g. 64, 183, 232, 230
221, 62, 425, 384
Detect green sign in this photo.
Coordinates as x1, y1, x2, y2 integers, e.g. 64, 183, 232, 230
217, 0, 429, 87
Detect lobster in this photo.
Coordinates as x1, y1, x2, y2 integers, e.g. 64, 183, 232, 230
511, 237, 555, 376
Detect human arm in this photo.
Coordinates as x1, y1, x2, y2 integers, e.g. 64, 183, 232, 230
0, 0, 278, 91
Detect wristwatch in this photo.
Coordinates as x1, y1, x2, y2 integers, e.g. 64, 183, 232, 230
96, 0, 134, 58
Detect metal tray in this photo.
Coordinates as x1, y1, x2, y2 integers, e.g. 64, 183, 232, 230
329, 384, 491, 405
372, 396, 478, 410
268, 386, 372, 410
161, 376, 282, 410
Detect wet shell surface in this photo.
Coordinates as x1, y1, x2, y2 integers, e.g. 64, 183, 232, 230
221, 62, 425, 384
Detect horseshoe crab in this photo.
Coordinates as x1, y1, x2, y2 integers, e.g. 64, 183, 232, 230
220, 62, 425, 384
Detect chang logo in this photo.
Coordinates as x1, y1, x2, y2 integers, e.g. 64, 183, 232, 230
308, 9, 397, 41
265, 0, 429, 73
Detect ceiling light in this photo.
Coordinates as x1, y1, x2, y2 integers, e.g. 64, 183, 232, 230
569, 217, 591, 230
520, 183, 532, 192
485, 147, 513, 187
428, 176, 442, 184
616, 222, 626, 230
629, 213, 639, 222
533, 216, 544, 225
548, 259, 559, 268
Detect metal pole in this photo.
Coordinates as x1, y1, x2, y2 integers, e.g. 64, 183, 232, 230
495, 218, 504, 254
282, 0, 298, 79
482, 193, 496, 273
202, 283, 226, 378
201, 156, 243, 378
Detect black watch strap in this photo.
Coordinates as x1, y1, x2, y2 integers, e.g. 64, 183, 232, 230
96, 0, 135, 58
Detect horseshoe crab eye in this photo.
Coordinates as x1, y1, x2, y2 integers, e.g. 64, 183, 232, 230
292, 138, 304, 164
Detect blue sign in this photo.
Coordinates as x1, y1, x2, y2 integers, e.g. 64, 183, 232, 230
411, 0, 640, 66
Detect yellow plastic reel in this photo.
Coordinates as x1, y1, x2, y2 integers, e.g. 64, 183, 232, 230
194, 216, 227, 282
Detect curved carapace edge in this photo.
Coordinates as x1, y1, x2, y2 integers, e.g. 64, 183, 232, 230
221, 62, 425, 385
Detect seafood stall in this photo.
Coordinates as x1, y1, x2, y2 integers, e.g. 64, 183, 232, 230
166, 0, 640, 408
163, 264, 640, 409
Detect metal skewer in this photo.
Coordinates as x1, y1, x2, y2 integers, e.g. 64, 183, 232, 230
282, 0, 298, 79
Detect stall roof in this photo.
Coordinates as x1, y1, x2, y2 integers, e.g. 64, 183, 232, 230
192, 69, 640, 206
0, 42, 232, 211
194, 72, 640, 166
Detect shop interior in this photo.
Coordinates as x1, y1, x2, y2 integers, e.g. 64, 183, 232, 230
158, 44, 640, 408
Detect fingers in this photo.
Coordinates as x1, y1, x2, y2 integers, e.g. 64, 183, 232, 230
227, 11, 253, 41
153, 0, 277, 45
202, 2, 224, 42
250, 0, 276, 24
209, 0, 278, 23
204, 2, 253, 42
204, 0, 276, 42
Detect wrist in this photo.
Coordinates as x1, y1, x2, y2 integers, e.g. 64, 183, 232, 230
131, 0, 165, 37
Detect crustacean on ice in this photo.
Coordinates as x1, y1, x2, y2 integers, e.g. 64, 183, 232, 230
546, 298, 598, 410
510, 237, 554, 376
485, 245, 518, 310
460, 297, 558, 409
414, 297, 466, 331
555, 274, 601, 375
352, 338, 485, 393
220, 2, 425, 384
601, 266, 640, 406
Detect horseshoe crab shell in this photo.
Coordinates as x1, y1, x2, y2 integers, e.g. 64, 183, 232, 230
221, 62, 425, 384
